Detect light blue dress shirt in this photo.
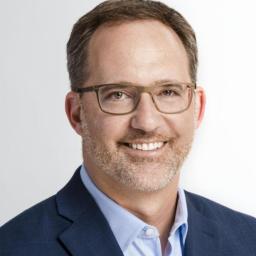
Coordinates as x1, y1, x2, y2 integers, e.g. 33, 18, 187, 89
80, 165, 188, 256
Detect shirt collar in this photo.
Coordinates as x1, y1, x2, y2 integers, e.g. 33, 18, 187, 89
169, 186, 188, 244
80, 164, 188, 250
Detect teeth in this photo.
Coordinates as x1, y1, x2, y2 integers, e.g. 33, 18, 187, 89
129, 142, 164, 151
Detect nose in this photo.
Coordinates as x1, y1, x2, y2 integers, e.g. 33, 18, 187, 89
130, 93, 164, 132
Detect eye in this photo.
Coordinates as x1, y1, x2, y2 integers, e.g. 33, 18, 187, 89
161, 89, 177, 96
103, 89, 132, 101
110, 91, 126, 100
159, 88, 181, 97
99, 85, 137, 103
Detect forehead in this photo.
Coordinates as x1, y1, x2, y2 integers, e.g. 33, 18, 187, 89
87, 20, 190, 84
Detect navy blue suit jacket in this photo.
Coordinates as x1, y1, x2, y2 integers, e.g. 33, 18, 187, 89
1, 168, 256, 256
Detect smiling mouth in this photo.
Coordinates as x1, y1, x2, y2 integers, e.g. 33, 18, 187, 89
122, 141, 167, 151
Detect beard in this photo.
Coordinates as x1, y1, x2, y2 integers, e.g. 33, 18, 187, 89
82, 134, 192, 192
80, 110, 193, 193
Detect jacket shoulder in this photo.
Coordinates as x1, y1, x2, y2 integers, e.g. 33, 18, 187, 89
185, 191, 256, 249
185, 190, 256, 224
0, 195, 70, 254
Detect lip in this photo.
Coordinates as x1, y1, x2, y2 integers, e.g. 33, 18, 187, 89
122, 140, 167, 144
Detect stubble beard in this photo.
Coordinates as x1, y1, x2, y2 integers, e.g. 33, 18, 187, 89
81, 114, 193, 193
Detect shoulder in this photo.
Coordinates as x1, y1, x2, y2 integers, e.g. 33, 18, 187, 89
185, 190, 256, 221
184, 191, 256, 254
0, 195, 70, 255
185, 190, 256, 236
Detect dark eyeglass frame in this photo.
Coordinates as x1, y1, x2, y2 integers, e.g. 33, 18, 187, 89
72, 82, 197, 115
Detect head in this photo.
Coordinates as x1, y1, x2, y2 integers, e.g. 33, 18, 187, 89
67, 0, 199, 88
65, 0, 205, 193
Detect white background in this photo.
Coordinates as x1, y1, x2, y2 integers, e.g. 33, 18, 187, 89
0, 0, 256, 226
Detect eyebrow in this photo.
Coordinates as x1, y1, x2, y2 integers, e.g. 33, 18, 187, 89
108, 79, 182, 86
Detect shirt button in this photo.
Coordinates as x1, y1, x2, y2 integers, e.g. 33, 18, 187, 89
144, 227, 155, 237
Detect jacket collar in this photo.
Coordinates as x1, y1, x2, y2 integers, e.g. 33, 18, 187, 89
56, 167, 123, 256
56, 167, 221, 256
184, 191, 221, 256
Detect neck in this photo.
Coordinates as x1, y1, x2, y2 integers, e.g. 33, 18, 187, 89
123, 190, 178, 252
87, 165, 180, 250
115, 178, 179, 251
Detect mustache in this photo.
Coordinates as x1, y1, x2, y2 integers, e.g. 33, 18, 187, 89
120, 130, 175, 143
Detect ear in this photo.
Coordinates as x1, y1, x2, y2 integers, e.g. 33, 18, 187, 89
194, 86, 206, 128
65, 91, 83, 135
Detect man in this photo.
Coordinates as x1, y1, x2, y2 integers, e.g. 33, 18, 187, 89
0, 0, 256, 255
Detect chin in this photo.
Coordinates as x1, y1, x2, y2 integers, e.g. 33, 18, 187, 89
109, 165, 179, 193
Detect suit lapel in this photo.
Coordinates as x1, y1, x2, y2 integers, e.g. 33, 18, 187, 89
55, 169, 223, 256
184, 192, 221, 256
56, 167, 123, 256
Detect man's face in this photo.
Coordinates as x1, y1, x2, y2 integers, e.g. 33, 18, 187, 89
71, 20, 204, 193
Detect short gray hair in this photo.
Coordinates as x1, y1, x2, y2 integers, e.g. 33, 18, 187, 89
67, 0, 198, 89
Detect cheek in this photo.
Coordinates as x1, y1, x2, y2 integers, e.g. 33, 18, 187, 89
90, 114, 129, 143
168, 111, 195, 142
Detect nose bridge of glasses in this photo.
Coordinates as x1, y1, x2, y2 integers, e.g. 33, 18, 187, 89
134, 85, 157, 104
135, 85, 156, 93
134, 86, 159, 113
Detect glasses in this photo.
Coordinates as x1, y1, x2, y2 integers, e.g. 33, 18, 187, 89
72, 82, 196, 115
